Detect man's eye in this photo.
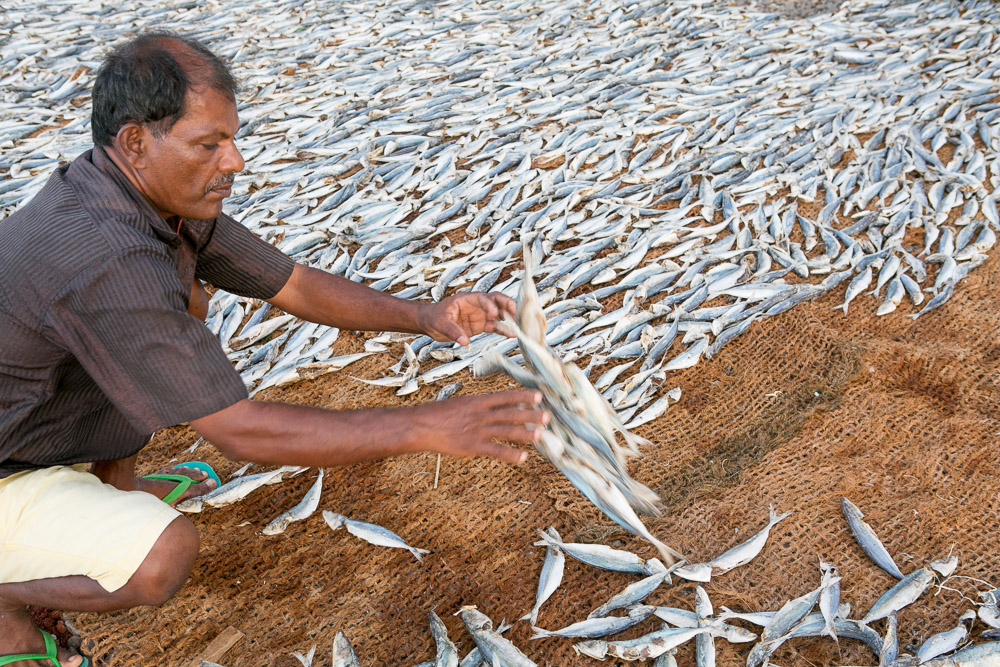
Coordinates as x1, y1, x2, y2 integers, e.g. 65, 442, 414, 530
202, 143, 218, 150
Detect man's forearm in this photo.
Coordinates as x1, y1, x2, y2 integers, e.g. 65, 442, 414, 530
191, 391, 545, 467
192, 399, 426, 467
268, 264, 425, 334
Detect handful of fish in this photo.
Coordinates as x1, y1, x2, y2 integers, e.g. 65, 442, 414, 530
478, 245, 683, 565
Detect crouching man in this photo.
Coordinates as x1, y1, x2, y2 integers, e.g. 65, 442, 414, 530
0, 32, 546, 666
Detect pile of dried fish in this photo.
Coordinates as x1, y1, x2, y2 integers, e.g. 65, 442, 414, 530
2, 0, 998, 426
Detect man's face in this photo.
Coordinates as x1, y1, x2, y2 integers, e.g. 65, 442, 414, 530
137, 86, 244, 221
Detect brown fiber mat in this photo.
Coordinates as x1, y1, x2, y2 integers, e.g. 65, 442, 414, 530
73, 251, 999, 666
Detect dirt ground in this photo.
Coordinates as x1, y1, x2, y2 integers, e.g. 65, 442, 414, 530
67, 236, 1000, 667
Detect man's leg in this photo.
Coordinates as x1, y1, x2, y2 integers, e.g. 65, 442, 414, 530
0, 516, 199, 666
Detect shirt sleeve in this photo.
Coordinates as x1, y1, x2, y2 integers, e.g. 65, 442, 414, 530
195, 213, 295, 299
42, 247, 248, 433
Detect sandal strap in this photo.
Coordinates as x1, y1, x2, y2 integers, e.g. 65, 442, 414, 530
0, 629, 60, 667
142, 473, 195, 505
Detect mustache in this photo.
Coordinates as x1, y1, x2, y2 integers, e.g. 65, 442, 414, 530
206, 174, 236, 193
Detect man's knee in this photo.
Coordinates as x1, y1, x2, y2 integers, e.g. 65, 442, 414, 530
122, 516, 199, 607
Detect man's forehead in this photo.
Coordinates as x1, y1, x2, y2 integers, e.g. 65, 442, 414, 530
171, 87, 239, 138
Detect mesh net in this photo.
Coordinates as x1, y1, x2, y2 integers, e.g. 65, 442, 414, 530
70, 250, 1000, 666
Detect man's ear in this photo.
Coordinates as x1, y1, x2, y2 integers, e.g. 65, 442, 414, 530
113, 123, 150, 169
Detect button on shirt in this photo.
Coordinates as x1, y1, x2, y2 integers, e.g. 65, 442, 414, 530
0, 147, 294, 478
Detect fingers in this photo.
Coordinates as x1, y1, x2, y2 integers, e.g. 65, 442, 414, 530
492, 318, 516, 338
479, 424, 543, 446
473, 442, 529, 465
481, 406, 550, 428
478, 293, 517, 337
433, 292, 516, 344
492, 293, 517, 319
469, 388, 543, 409
440, 319, 469, 346
475, 292, 502, 322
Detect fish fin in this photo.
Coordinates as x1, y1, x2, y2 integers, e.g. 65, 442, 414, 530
769, 506, 792, 525
653, 539, 684, 567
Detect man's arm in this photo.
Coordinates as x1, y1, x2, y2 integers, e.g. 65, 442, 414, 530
190, 391, 547, 466
218, 264, 540, 466
268, 264, 515, 345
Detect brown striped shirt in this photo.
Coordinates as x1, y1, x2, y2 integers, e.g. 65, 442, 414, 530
0, 147, 294, 478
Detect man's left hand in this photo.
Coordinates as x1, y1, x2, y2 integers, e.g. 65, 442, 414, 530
418, 292, 517, 346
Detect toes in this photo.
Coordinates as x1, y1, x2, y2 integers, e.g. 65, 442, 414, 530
60, 652, 84, 667
173, 466, 208, 481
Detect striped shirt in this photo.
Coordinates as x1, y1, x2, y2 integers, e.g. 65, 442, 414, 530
0, 147, 294, 478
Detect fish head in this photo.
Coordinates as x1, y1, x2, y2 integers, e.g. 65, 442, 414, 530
928, 554, 958, 577
322, 510, 345, 531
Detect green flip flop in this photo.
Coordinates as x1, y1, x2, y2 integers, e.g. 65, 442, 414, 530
143, 461, 221, 505
0, 629, 89, 666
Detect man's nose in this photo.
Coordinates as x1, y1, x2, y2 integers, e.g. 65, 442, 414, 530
221, 142, 245, 173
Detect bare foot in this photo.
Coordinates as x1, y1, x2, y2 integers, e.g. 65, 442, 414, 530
137, 465, 218, 506
0, 608, 84, 667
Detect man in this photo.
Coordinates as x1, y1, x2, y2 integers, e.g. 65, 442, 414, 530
0, 32, 546, 666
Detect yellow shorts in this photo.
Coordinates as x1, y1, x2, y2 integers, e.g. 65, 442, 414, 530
0, 465, 181, 593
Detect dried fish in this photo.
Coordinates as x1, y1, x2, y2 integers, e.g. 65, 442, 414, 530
331, 632, 361, 667
262, 469, 324, 535
841, 497, 904, 579
323, 511, 431, 562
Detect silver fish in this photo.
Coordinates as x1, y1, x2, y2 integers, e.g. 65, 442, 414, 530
331, 631, 361, 667
521, 527, 565, 627
588, 571, 668, 619
323, 511, 431, 562
428, 610, 460, 667
915, 610, 976, 664
457, 606, 536, 667
841, 497, 904, 579
262, 469, 324, 536
176, 467, 292, 513
861, 565, 936, 625
574, 626, 710, 661
530, 605, 656, 640
707, 506, 791, 575
694, 586, 715, 667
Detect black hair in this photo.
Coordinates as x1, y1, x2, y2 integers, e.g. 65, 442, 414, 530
91, 31, 238, 147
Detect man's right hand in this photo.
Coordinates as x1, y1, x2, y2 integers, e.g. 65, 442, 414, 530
191, 389, 549, 468
409, 389, 549, 464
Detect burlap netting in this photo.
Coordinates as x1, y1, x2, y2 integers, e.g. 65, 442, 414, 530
71, 241, 999, 666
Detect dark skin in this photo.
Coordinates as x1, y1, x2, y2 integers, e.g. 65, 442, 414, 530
0, 51, 547, 666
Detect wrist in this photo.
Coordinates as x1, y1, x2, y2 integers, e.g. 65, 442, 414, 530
411, 301, 432, 336
396, 403, 438, 454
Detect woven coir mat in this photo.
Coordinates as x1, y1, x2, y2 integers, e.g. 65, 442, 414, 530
72, 251, 999, 666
